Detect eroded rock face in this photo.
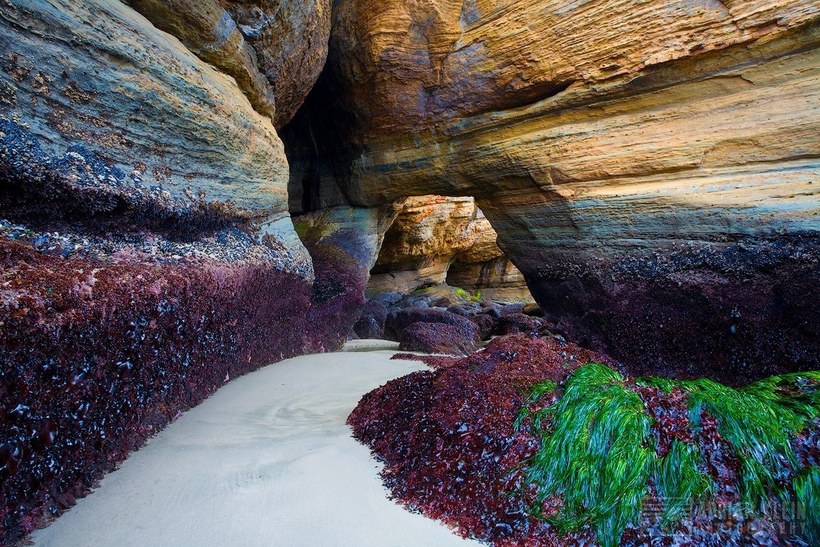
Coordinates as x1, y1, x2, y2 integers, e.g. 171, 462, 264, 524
0, 1, 338, 541
369, 196, 531, 301
125, 0, 277, 121
331, 0, 819, 137
370, 196, 475, 293
225, 0, 332, 128
324, 0, 820, 378
1, 0, 297, 237
293, 203, 402, 350
128, 0, 331, 128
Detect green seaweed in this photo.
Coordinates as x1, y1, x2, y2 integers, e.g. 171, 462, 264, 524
453, 286, 482, 302
514, 380, 557, 431
635, 375, 676, 394
794, 467, 819, 544
683, 373, 818, 511
521, 365, 819, 546
525, 364, 654, 547
654, 440, 713, 527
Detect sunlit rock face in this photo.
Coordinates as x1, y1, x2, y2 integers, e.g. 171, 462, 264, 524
0, 1, 341, 541
368, 196, 531, 301
324, 0, 820, 378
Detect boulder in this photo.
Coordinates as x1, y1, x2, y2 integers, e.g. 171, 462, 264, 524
468, 313, 498, 341
385, 308, 480, 343
369, 291, 404, 308
398, 322, 481, 356
495, 314, 544, 337
353, 299, 388, 340
395, 294, 432, 310
522, 304, 544, 317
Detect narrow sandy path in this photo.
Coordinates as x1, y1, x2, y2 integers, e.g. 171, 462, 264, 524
33, 348, 476, 546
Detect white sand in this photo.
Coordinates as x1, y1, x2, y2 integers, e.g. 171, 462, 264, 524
33, 347, 477, 547
340, 339, 401, 352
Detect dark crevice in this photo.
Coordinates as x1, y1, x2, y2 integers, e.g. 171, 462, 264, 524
280, 68, 363, 216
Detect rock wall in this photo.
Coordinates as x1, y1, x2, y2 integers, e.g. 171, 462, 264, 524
369, 195, 531, 302
294, 203, 402, 348
225, 0, 332, 128
320, 0, 820, 379
127, 0, 331, 128
0, 1, 341, 541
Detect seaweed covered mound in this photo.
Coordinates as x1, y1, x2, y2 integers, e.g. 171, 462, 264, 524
348, 335, 819, 546
348, 335, 613, 544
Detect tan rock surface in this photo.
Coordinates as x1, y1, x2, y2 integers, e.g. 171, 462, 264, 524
369, 196, 530, 300
332, 0, 819, 134
369, 196, 475, 293
226, 0, 332, 127
125, 0, 278, 121
324, 0, 820, 376
128, 0, 330, 128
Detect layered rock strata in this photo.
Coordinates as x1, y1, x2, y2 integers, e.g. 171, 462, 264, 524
369, 196, 532, 301
0, 1, 341, 541
322, 0, 820, 380
224, 0, 332, 128
127, 0, 331, 128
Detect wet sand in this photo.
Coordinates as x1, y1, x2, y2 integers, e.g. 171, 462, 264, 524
33, 346, 476, 546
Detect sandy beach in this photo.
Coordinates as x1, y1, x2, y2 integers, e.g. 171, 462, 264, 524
32, 346, 476, 547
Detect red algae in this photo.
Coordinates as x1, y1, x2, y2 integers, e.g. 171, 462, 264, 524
349, 335, 612, 545
390, 353, 461, 370
398, 322, 481, 356
0, 236, 355, 543
349, 335, 818, 546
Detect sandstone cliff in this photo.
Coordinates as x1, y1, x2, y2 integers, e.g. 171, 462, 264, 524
127, 0, 331, 128
319, 0, 820, 379
369, 195, 532, 302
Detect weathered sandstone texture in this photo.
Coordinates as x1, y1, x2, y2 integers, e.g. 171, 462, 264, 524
293, 203, 402, 349
0, 1, 340, 541
369, 196, 531, 301
324, 0, 820, 379
224, 0, 332, 128
127, 0, 331, 127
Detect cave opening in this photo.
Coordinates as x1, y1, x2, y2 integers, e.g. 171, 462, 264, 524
279, 68, 537, 312
368, 194, 535, 304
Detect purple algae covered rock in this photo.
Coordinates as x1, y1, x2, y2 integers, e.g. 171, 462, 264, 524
353, 298, 389, 339
397, 321, 481, 356
385, 307, 480, 342
495, 313, 543, 336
